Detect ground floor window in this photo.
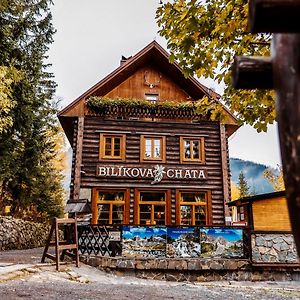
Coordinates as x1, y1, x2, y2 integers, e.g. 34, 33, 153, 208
135, 190, 170, 225
92, 189, 129, 225
91, 188, 211, 226
176, 191, 210, 225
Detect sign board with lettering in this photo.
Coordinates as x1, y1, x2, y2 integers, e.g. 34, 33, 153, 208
96, 164, 207, 184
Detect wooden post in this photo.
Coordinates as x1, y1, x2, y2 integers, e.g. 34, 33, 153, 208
73, 117, 84, 200
232, 0, 300, 257
272, 33, 300, 256
232, 57, 273, 89
220, 124, 231, 224
249, 0, 300, 33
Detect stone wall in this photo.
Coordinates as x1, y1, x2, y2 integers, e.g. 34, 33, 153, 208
0, 216, 49, 251
251, 233, 299, 264
81, 255, 300, 281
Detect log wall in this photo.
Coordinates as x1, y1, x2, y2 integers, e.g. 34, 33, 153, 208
78, 117, 226, 225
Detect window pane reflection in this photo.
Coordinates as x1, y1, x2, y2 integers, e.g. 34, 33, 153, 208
114, 137, 121, 156
105, 137, 112, 156
195, 206, 206, 225
97, 204, 109, 225
154, 139, 161, 158
181, 192, 206, 203
180, 205, 192, 225
145, 139, 151, 157
112, 204, 123, 224
140, 204, 151, 225
184, 140, 191, 158
193, 141, 199, 159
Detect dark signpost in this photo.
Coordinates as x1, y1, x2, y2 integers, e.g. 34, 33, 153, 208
233, 0, 300, 256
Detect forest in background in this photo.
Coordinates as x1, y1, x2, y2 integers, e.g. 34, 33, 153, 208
230, 158, 275, 195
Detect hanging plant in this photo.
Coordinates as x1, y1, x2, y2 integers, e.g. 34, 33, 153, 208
86, 96, 224, 121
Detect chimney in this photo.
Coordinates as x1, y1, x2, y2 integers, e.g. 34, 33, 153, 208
120, 55, 131, 66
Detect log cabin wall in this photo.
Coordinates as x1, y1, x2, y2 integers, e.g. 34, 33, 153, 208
80, 117, 225, 225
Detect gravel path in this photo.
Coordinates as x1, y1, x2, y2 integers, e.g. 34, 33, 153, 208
0, 247, 44, 264
0, 248, 300, 300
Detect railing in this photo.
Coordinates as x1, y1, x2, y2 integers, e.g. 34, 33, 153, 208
77, 224, 121, 257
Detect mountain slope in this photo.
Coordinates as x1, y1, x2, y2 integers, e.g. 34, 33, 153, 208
230, 158, 274, 195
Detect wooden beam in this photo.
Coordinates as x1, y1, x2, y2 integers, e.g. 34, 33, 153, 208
220, 124, 230, 225
73, 117, 84, 200
232, 56, 273, 89
249, 0, 300, 33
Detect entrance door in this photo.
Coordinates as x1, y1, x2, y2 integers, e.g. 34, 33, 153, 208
135, 190, 170, 225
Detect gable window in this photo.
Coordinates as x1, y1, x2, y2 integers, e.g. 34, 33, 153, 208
180, 137, 204, 163
145, 93, 159, 102
140, 135, 166, 162
99, 134, 125, 161
176, 191, 210, 226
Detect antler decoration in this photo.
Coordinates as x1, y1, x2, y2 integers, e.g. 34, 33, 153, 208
144, 71, 162, 89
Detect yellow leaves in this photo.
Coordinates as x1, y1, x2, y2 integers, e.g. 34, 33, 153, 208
45, 126, 68, 175
195, 68, 206, 78
195, 96, 226, 122
156, 0, 275, 132
264, 166, 285, 192
0, 65, 22, 134
231, 181, 240, 200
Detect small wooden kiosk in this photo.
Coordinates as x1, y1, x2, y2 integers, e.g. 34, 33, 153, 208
59, 41, 238, 226
228, 190, 291, 231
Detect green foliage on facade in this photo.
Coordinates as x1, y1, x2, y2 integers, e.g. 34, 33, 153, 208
87, 96, 226, 121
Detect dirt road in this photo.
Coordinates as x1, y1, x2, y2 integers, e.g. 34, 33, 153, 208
0, 248, 300, 300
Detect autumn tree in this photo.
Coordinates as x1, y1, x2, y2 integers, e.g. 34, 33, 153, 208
0, 66, 22, 134
156, 0, 274, 132
0, 1, 64, 221
264, 165, 285, 192
237, 171, 250, 198
230, 181, 240, 201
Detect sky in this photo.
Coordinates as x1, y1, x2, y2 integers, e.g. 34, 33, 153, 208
48, 0, 282, 168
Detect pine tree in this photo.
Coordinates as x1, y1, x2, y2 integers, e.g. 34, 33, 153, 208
237, 171, 250, 198
0, 1, 64, 221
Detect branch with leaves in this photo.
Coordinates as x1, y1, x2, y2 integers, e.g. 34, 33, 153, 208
156, 0, 274, 132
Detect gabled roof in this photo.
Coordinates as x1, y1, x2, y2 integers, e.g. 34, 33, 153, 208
58, 41, 239, 142
228, 190, 286, 207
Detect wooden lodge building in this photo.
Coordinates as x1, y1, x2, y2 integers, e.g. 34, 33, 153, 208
59, 41, 239, 227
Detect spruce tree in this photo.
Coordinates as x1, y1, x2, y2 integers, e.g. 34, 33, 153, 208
0, 1, 64, 221
237, 171, 250, 199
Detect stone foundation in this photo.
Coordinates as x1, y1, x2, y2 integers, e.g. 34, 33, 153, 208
81, 255, 300, 281
0, 216, 49, 251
